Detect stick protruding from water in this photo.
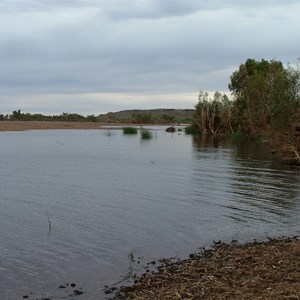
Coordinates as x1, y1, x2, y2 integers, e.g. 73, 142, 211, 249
45, 210, 52, 231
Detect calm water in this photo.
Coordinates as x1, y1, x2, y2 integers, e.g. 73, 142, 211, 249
0, 128, 299, 299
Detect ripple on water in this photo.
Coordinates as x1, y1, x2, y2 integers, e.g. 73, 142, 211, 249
0, 131, 299, 298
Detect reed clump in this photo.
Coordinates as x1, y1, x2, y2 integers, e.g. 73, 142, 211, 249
140, 129, 152, 140
123, 127, 138, 135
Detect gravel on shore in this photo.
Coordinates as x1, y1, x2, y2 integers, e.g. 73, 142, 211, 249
114, 237, 300, 300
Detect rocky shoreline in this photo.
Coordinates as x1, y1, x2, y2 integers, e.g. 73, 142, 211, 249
112, 237, 300, 300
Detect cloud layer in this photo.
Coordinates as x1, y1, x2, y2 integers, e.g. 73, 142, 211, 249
0, 0, 299, 114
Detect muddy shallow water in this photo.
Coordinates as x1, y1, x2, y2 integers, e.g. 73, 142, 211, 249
0, 128, 299, 299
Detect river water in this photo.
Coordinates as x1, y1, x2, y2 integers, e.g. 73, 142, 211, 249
0, 128, 299, 299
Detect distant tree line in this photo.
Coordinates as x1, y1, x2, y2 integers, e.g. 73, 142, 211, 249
101, 109, 193, 124
0, 109, 193, 124
0, 110, 98, 122
189, 58, 300, 162
131, 112, 175, 124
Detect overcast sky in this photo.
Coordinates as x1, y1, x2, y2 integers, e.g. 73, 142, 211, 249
0, 0, 299, 115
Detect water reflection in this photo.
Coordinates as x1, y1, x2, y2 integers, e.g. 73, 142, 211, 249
0, 130, 299, 299
191, 135, 300, 231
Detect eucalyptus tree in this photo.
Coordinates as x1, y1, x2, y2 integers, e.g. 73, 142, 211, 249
220, 94, 234, 133
229, 58, 287, 135
229, 58, 300, 161
194, 91, 209, 135
193, 91, 233, 135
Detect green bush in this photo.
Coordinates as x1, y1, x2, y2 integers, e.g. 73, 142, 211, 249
140, 129, 153, 139
231, 131, 244, 141
185, 125, 201, 135
123, 127, 138, 134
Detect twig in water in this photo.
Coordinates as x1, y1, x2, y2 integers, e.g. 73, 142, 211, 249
45, 210, 52, 231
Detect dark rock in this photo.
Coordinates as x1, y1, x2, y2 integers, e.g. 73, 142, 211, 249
70, 283, 76, 288
213, 240, 222, 245
104, 287, 117, 294
23, 296, 29, 299
59, 285, 66, 289
74, 289, 83, 295
157, 266, 164, 272
165, 126, 176, 133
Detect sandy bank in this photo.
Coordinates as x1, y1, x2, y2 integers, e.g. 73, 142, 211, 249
114, 237, 300, 299
0, 121, 121, 131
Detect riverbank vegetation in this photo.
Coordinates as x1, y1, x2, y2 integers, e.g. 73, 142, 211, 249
0, 109, 194, 125
97, 109, 194, 124
0, 110, 98, 122
188, 58, 300, 164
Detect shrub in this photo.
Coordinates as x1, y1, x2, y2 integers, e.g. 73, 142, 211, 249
185, 125, 201, 135
232, 131, 244, 141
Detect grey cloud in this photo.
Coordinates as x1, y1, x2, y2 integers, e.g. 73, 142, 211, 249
101, 0, 299, 20
0, 0, 98, 12
1, 0, 297, 18
102, 0, 204, 20
0, 0, 299, 114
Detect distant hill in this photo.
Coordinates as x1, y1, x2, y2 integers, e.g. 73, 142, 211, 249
97, 109, 194, 124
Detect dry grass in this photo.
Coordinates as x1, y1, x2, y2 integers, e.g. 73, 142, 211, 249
115, 237, 300, 300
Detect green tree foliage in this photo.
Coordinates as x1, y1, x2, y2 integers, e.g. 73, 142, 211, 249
0, 113, 7, 120
192, 58, 300, 162
269, 63, 300, 130
2, 110, 99, 122
228, 58, 300, 135
11, 109, 22, 120
229, 58, 300, 161
220, 94, 234, 133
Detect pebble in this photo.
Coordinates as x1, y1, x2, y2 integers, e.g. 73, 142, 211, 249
58, 285, 66, 289
74, 289, 83, 295
104, 287, 117, 294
